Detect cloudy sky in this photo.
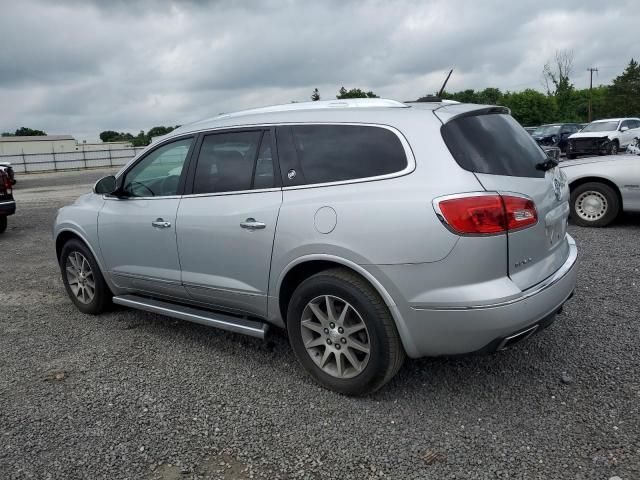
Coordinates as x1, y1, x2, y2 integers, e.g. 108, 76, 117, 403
1, 0, 638, 141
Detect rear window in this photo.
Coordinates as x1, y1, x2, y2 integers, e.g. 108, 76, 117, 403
280, 125, 407, 185
441, 113, 547, 178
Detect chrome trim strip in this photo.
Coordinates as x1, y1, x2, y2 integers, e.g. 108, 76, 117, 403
183, 281, 263, 297
110, 271, 182, 285
0, 200, 16, 206
412, 234, 577, 311
113, 294, 268, 339
497, 324, 539, 351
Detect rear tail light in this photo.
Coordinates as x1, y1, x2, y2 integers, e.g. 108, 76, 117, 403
0, 171, 11, 195
434, 193, 537, 235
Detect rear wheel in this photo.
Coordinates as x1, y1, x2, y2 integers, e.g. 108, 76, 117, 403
287, 268, 405, 396
570, 182, 619, 227
0, 216, 6, 234
60, 239, 111, 314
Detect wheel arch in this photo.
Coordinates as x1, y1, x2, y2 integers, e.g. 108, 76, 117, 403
276, 255, 398, 326
568, 176, 623, 209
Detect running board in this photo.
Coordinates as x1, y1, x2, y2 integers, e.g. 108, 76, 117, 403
112, 294, 269, 339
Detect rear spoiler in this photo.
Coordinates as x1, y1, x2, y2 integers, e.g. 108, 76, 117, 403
433, 105, 510, 124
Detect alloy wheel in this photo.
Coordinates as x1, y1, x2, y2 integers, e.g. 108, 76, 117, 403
300, 295, 371, 379
65, 251, 95, 304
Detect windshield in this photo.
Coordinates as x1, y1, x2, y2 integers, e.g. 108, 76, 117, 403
581, 121, 619, 132
533, 125, 561, 136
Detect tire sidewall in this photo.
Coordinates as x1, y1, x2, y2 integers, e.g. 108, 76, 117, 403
287, 274, 392, 395
570, 183, 619, 227
60, 239, 109, 314
0, 216, 6, 234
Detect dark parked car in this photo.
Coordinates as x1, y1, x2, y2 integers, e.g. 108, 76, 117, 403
532, 124, 581, 154
0, 168, 16, 233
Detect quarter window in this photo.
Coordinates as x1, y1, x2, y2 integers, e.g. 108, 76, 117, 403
193, 131, 262, 194
122, 138, 193, 197
282, 125, 408, 185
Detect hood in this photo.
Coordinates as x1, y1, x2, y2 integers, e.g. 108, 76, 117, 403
569, 131, 612, 140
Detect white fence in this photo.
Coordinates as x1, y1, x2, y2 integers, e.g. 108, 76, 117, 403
0, 147, 146, 174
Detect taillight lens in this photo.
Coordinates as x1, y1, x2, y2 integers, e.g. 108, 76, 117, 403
0, 172, 11, 195
435, 194, 537, 235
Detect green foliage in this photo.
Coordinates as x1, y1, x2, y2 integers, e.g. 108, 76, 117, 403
99, 126, 180, 146
605, 58, 640, 117
435, 59, 640, 126
311, 88, 320, 101
500, 89, 558, 126
336, 86, 379, 99
2, 127, 47, 137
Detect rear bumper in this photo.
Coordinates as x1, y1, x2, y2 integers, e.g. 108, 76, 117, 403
378, 234, 578, 358
0, 199, 16, 216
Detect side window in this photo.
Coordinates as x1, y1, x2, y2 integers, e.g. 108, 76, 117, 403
286, 125, 408, 185
123, 138, 193, 197
630, 120, 640, 129
193, 131, 262, 194
253, 132, 275, 189
620, 120, 631, 130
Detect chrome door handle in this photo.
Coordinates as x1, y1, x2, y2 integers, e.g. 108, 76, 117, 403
240, 218, 266, 230
151, 218, 171, 229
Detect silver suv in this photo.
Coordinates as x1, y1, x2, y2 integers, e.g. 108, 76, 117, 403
54, 98, 578, 395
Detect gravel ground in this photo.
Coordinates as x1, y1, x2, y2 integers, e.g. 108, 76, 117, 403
1, 169, 639, 480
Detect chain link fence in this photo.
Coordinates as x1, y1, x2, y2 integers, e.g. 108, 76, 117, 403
0, 147, 147, 174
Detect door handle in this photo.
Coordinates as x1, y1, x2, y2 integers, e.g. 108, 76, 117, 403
151, 218, 171, 229
240, 218, 266, 230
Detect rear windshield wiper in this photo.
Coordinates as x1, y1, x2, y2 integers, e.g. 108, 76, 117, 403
536, 158, 559, 171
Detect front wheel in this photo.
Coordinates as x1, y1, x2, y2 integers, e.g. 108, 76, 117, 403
59, 239, 112, 314
608, 140, 619, 155
570, 182, 620, 227
0, 216, 6, 234
287, 268, 405, 396
566, 153, 577, 160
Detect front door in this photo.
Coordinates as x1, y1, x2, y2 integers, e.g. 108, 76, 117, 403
98, 137, 194, 299
176, 129, 282, 317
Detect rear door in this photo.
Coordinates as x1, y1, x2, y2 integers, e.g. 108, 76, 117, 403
176, 128, 282, 317
439, 111, 570, 291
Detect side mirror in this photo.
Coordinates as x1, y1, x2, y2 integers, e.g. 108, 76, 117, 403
620, 126, 629, 132
94, 175, 118, 195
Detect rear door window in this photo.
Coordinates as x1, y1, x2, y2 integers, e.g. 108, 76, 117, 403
441, 113, 547, 178
277, 125, 408, 186
193, 131, 262, 194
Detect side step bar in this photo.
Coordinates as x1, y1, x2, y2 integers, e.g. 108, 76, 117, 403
113, 294, 269, 339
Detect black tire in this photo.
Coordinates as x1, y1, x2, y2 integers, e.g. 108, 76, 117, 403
608, 140, 619, 155
566, 153, 577, 160
286, 268, 405, 396
570, 182, 620, 227
0, 216, 6, 234
59, 238, 111, 314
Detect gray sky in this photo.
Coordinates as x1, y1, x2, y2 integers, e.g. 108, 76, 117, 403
1, 0, 638, 141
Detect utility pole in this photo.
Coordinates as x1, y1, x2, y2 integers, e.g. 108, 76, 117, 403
587, 67, 598, 122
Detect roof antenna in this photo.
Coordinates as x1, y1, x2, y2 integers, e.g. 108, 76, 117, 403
437, 69, 453, 98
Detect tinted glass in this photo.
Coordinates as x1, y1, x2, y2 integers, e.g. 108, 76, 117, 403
441, 113, 547, 178
253, 132, 275, 189
582, 121, 619, 132
123, 138, 192, 197
289, 125, 407, 185
631, 120, 640, 129
193, 131, 261, 194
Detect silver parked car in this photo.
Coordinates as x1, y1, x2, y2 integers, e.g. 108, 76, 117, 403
54, 98, 578, 395
561, 154, 640, 227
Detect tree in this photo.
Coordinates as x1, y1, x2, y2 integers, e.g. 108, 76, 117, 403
147, 126, 177, 139
311, 88, 320, 101
542, 50, 575, 120
13, 127, 47, 136
500, 89, 558, 126
336, 86, 379, 99
99, 130, 120, 142
605, 58, 640, 117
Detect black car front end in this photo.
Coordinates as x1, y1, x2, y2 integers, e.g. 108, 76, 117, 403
0, 169, 16, 232
567, 136, 612, 156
